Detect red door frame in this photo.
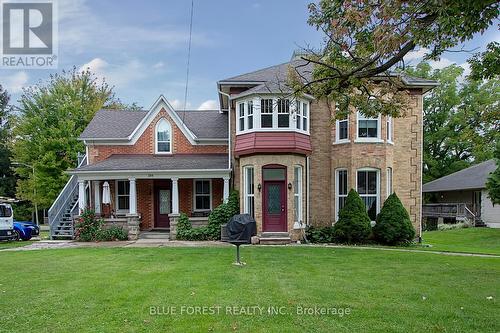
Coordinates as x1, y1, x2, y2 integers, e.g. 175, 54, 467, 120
262, 164, 287, 232
154, 180, 171, 228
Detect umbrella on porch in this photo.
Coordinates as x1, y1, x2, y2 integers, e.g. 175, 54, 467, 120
102, 181, 111, 218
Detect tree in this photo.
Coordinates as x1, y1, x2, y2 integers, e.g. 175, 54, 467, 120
12, 68, 117, 209
468, 41, 500, 81
0, 85, 15, 198
289, 0, 498, 119
332, 189, 371, 244
405, 62, 499, 182
373, 193, 415, 245
486, 142, 500, 205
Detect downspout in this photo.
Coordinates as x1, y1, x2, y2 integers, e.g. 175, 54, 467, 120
306, 155, 310, 226
218, 90, 232, 171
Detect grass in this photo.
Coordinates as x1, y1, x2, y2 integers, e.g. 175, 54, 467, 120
421, 228, 500, 255
0, 240, 33, 250
0, 246, 498, 332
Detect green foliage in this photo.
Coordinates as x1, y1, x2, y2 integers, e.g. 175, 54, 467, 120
97, 225, 129, 241
373, 193, 416, 245
0, 84, 15, 198
11, 202, 33, 221
332, 189, 371, 244
406, 62, 499, 183
305, 225, 335, 243
289, 0, 498, 118
486, 142, 500, 205
468, 41, 500, 81
11, 68, 118, 209
75, 209, 103, 242
176, 190, 240, 241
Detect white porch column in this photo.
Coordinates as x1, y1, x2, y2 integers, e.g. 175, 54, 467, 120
78, 180, 86, 213
128, 177, 137, 215
223, 176, 230, 203
93, 181, 101, 214
171, 177, 179, 214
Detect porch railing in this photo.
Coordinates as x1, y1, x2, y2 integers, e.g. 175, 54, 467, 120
48, 154, 87, 236
422, 203, 476, 222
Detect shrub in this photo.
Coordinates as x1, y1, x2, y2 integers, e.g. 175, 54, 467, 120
97, 225, 128, 241
74, 209, 103, 241
332, 189, 371, 244
305, 225, 335, 243
437, 221, 471, 231
177, 190, 240, 241
373, 193, 415, 245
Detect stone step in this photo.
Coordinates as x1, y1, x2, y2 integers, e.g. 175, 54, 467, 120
259, 237, 291, 245
260, 232, 290, 238
138, 231, 170, 240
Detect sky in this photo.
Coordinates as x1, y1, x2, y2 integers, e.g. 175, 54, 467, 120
0, 0, 498, 110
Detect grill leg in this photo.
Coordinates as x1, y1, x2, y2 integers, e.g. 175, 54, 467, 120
236, 244, 241, 264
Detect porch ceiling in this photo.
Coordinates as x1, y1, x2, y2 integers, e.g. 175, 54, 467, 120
68, 154, 230, 180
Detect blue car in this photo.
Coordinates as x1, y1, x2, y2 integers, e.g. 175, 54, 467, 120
13, 221, 40, 241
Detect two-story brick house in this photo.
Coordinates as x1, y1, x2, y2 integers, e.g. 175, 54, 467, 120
48, 55, 437, 241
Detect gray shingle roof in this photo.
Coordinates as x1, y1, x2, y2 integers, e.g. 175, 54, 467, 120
422, 159, 496, 192
73, 154, 228, 172
80, 109, 227, 140
174, 110, 227, 139
80, 110, 147, 139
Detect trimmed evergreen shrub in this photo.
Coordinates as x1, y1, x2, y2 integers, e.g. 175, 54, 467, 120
373, 193, 416, 245
332, 189, 371, 244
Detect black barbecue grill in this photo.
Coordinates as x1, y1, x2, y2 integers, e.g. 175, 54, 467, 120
221, 214, 256, 265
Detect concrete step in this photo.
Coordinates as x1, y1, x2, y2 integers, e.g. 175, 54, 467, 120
138, 231, 170, 240
259, 232, 291, 245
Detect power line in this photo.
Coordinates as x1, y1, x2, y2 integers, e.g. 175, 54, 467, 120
183, 0, 194, 112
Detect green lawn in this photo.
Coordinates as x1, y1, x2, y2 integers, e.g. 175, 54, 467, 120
421, 228, 500, 255
0, 247, 498, 332
0, 240, 33, 250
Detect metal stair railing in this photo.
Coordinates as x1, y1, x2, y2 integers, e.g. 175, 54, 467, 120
48, 154, 87, 239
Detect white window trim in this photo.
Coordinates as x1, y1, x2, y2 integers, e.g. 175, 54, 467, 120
238, 102, 245, 132
386, 116, 393, 144
115, 180, 130, 214
335, 168, 348, 222
293, 165, 303, 228
335, 117, 350, 144
235, 96, 310, 135
243, 166, 254, 216
356, 168, 380, 223
386, 167, 393, 198
355, 112, 383, 143
193, 179, 212, 212
155, 118, 173, 154
247, 100, 254, 130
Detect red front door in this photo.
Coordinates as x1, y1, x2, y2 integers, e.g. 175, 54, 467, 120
263, 181, 287, 232
154, 183, 171, 228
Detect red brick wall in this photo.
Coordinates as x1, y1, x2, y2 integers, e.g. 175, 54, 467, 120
88, 108, 227, 163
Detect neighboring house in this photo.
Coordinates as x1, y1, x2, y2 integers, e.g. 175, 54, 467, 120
48, 53, 438, 241
422, 159, 499, 228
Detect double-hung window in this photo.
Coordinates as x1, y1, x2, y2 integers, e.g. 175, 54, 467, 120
247, 101, 254, 130
335, 169, 348, 221
194, 180, 211, 211
357, 112, 380, 139
238, 102, 245, 131
302, 102, 308, 131
296, 101, 302, 130
277, 99, 290, 128
336, 117, 349, 142
386, 116, 392, 142
387, 167, 393, 197
294, 165, 303, 226
357, 169, 379, 221
260, 99, 273, 128
156, 119, 171, 153
116, 180, 130, 211
243, 166, 255, 217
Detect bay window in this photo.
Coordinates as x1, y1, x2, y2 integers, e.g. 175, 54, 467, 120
277, 99, 290, 128
194, 179, 211, 211
357, 169, 379, 221
302, 102, 308, 131
260, 99, 273, 128
247, 100, 254, 130
296, 102, 302, 130
243, 166, 255, 217
335, 169, 348, 221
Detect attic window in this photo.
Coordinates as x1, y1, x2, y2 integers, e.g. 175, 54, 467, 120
156, 118, 172, 153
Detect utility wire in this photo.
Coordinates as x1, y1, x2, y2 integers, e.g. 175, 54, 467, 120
183, 0, 194, 114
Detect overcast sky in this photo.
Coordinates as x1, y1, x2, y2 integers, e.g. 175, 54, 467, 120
1, 0, 498, 109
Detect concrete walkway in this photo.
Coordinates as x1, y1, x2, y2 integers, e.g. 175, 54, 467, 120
2, 240, 499, 258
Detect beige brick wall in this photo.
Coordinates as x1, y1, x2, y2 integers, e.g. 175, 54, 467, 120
237, 154, 306, 240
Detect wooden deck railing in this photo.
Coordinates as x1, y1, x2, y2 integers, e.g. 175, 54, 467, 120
422, 203, 475, 221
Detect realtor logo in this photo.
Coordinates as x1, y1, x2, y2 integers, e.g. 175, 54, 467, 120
1, 0, 58, 68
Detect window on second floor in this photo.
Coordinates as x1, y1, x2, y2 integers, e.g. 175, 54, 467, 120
336, 116, 349, 142
260, 99, 273, 128
156, 119, 172, 153
238, 102, 245, 131
247, 100, 254, 130
357, 112, 380, 141
277, 98, 290, 128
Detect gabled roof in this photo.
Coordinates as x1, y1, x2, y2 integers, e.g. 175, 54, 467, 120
79, 96, 228, 143
422, 159, 496, 192
220, 59, 314, 83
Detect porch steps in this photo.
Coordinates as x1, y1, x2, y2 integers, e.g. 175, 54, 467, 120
139, 230, 170, 240
259, 232, 291, 245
